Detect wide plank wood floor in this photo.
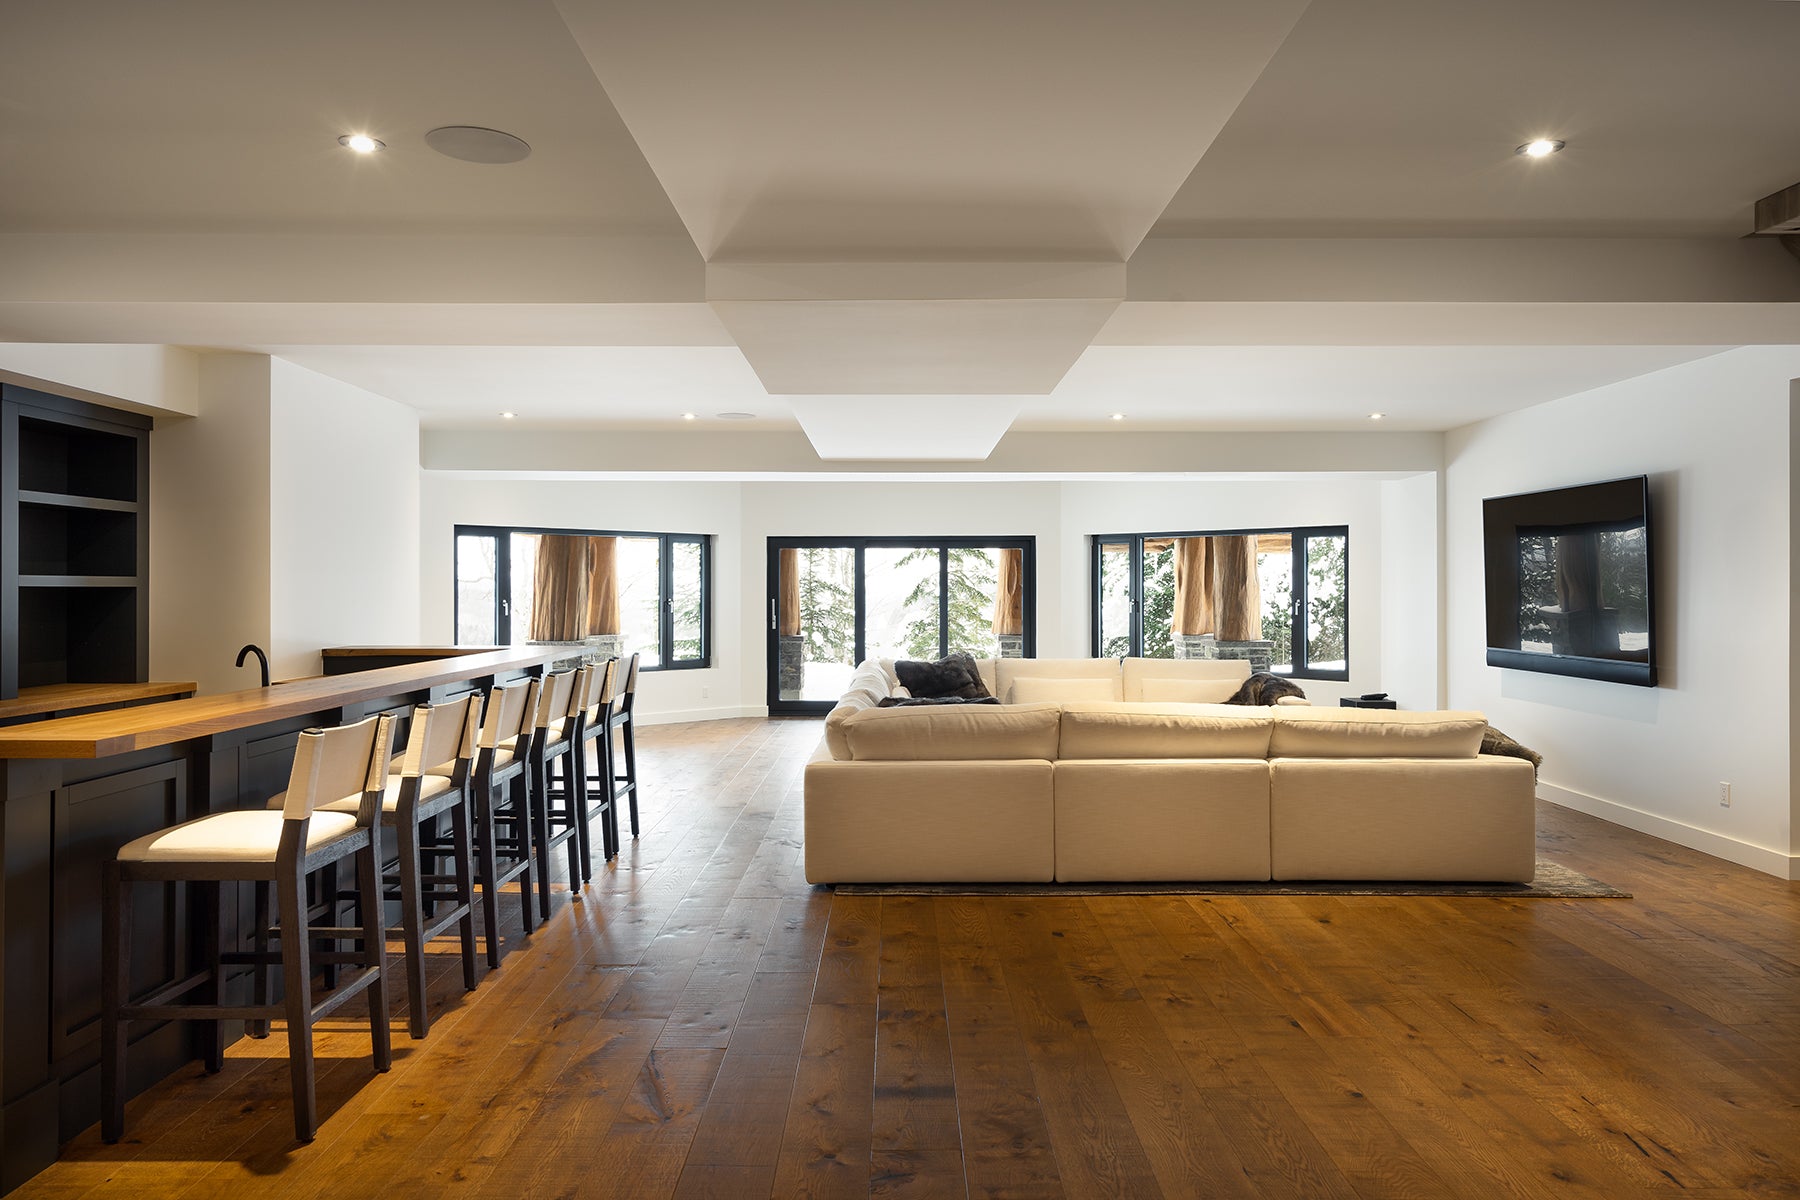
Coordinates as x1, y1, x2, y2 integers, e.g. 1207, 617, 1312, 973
19, 717, 1800, 1198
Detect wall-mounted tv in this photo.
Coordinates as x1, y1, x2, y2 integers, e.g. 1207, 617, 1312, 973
1483, 476, 1656, 686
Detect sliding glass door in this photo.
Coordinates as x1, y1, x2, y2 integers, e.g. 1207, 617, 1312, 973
767, 537, 1035, 714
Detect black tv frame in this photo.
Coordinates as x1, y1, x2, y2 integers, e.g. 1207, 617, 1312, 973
1483, 476, 1657, 688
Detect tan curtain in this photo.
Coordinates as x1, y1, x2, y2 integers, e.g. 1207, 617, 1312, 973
1171, 537, 1215, 636
992, 547, 1024, 635
530, 534, 590, 641
778, 547, 801, 637
586, 536, 620, 634
1211, 534, 1262, 641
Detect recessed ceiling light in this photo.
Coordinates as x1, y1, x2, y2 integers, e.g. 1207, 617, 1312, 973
715, 411, 756, 420
1369, 412, 1386, 421
338, 133, 384, 154
681, 412, 697, 421
1110, 412, 1126, 421
1515, 138, 1565, 158
424, 125, 531, 165
499, 411, 516, 420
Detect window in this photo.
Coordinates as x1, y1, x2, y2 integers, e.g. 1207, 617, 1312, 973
453, 525, 711, 670
1090, 527, 1348, 680
767, 537, 1035, 712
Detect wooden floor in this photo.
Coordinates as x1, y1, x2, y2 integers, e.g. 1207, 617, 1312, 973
19, 717, 1800, 1199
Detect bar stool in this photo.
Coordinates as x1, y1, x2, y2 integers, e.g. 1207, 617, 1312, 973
322, 693, 482, 1040
527, 667, 586, 918
608, 653, 642, 840
102, 713, 395, 1144
470, 676, 539, 968
572, 658, 619, 866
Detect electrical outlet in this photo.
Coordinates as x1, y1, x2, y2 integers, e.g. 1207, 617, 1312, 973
1719, 782, 1732, 808
701, 685, 710, 699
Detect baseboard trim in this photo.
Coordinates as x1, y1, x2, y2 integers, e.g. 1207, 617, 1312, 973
1539, 781, 1798, 880
634, 705, 766, 727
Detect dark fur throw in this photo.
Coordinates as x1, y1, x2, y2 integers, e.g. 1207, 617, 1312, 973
894, 651, 991, 700
1224, 672, 1308, 706
876, 695, 1001, 708
1481, 726, 1543, 776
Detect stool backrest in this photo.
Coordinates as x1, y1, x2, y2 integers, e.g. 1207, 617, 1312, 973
623, 653, 640, 698
534, 668, 579, 734
285, 713, 394, 825
400, 692, 481, 787
581, 658, 618, 725
478, 678, 535, 753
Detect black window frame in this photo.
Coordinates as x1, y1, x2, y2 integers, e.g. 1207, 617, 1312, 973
453, 523, 712, 671
1089, 525, 1350, 681
766, 535, 1037, 715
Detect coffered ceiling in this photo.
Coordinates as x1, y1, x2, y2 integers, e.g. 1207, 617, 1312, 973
2, 0, 1797, 461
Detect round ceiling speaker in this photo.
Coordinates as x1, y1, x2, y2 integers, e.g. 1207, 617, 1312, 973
424, 125, 531, 164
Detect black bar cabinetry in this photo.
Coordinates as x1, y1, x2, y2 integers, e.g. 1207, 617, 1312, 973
0, 649, 559, 1193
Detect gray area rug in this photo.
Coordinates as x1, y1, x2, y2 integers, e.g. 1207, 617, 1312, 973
833, 858, 1630, 899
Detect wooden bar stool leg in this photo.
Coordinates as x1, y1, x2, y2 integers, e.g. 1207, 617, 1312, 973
276, 862, 318, 1143
623, 719, 639, 837
513, 772, 536, 934
358, 832, 393, 1073
452, 799, 479, 991
473, 780, 503, 970
570, 741, 593, 883
249, 880, 271, 1038
530, 756, 555, 921
100, 863, 129, 1144
562, 754, 586, 896
201, 881, 225, 1073
317, 862, 339, 990
397, 814, 430, 1040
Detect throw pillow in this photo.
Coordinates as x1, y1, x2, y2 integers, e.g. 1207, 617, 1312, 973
875, 695, 1001, 708
894, 651, 990, 700
1007, 676, 1122, 704
1138, 677, 1242, 704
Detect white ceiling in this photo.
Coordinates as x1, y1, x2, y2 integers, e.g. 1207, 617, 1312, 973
3, 0, 1798, 459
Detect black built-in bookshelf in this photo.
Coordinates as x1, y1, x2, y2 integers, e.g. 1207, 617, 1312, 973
0, 385, 151, 699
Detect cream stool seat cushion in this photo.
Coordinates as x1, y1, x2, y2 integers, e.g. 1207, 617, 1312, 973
118, 810, 360, 863
318, 771, 456, 817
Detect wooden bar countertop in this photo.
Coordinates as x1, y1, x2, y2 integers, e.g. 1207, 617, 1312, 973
0, 647, 562, 761
0, 681, 198, 723
321, 646, 504, 659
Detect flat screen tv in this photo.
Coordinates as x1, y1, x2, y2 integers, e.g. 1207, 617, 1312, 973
1483, 476, 1656, 686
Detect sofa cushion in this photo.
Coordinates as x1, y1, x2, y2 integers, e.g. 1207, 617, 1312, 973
1058, 702, 1273, 759
1121, 656, 1251, 701
1138, 677, 1243, 704
895, 651, 991, 699
1269, 708, 1487, 758
1008, 676, 1122, 704
995, 657, 1120, 702
840, 702, 1061, 761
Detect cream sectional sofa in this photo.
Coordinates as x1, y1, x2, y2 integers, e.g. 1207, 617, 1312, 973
803, 657, 1537, 885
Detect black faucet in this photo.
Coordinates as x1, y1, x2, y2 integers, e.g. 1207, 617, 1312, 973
236, 643, 271, 688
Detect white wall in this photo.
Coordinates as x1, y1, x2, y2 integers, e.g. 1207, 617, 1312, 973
266, 358, 421, 680
1380, 472, 1442, 709
1445, 346, 1800, 878
149, 353, 272, 694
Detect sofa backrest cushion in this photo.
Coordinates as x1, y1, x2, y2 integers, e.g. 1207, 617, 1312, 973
1121, 656, 1252, 701
840, 702, 1062, 761
1269, 708, 1487, 758
1058, 702, 1273, 759
994, 657, 1120, 702
1008, 676, 1123, 704
1137, 677, 1244, 704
